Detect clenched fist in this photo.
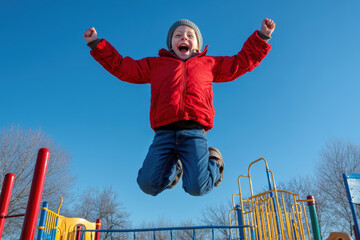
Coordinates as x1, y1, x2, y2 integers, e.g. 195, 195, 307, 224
261, 18, 275, 37
84, 27, 98, 43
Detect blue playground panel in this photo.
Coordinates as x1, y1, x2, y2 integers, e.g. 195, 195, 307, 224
343, 173, 360, 239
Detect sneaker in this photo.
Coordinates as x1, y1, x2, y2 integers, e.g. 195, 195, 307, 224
209, 147, 224, 187
167, 160, 183, 189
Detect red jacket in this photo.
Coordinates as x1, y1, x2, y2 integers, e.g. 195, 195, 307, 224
90, 31, 271, 131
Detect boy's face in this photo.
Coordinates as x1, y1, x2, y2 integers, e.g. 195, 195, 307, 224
171, 25, 199, 60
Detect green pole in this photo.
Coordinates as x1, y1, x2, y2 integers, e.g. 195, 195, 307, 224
307, 195, 321, 240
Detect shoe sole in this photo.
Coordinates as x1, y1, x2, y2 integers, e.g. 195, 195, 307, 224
167, 160, 183, 189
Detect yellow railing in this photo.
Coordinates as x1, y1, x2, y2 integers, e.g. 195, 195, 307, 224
37, 197, 97, 240
229, 158, 313, 240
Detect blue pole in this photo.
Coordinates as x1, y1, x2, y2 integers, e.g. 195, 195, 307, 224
292, 220, 297, 240
36, 201, 48, 240
82, 225, 254, 239
266, 168, 273, 192
251, 229, 256, 240
266, 168, 281, 238
212, 228, 215, 240
236, 205, 244, 240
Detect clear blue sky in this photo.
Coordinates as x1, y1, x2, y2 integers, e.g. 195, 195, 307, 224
1, 0, 360, 227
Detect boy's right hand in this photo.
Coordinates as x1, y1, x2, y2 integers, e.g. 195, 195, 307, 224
84, 27, 98, 43
261, 19, 275, 37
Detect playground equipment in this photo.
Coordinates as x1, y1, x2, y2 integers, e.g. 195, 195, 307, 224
343, 173, 360, 240
0, 148, 100, 240
1, 148, 357, 239
228, 158, 321, 240
37, 198, 101, 240
326, 232, 352, 240
76, 158, 321, 239
0, 148, 50, 240
0, 150, 325, 240
78, 225, 250, 239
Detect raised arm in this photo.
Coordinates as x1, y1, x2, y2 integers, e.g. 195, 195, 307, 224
212, 19, 274, 83
84, 27, 151, 84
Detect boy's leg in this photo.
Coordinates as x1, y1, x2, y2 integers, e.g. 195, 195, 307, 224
177, 129, 222, 196
137, 130, 181, 196
209, 147, 224, 187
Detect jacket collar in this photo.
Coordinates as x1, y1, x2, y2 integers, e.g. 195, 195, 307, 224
158, 46, 209, 60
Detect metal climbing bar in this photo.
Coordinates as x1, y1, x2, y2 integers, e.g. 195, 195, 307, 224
229, 158, 320, 240
80, 225, 252, 240
0, 173, 15, 239
20, 148, 50, 240
37, 201, 61, 240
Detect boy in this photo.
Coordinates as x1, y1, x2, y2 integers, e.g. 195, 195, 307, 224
84, 18, 275, 196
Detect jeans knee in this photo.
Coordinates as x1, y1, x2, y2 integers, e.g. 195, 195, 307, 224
137, 180, 159, 196
184, 185, 208, 196
137, 175, 161, 196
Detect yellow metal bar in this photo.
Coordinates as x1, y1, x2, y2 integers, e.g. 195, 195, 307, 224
232, 192, 238, 208
292, 203, 304, 240
57, 197, 63, 215
269, 199, 277, 240
267, 169, 287, 240
297, 199, 313, 239
228, 209, 235, 240
234, 157, 316, 240
247, 158, 270, 198
238, 174, 250, 240
281, 192, 293, 240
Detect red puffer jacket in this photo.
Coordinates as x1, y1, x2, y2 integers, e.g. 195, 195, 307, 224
90, 31, 271, 131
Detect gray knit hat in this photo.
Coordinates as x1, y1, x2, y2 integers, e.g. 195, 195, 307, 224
167, 19, 203, 51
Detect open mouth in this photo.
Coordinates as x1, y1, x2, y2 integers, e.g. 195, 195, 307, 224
178, 44, 189, 53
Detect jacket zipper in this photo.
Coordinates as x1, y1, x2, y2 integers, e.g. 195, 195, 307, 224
180, 61, 187, 118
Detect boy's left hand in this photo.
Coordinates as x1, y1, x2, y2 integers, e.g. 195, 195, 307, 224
261, 18, 275, 37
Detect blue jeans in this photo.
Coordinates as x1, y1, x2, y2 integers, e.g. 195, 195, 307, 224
137, 129, 221, 196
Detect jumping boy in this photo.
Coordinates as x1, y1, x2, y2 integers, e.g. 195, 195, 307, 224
84, 18, 275, 196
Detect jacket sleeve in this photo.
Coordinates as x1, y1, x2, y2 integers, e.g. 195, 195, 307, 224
212, 31, 272, 83
90, 39, 151, 84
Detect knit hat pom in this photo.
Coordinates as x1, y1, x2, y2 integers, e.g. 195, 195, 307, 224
166, 19, 203, 51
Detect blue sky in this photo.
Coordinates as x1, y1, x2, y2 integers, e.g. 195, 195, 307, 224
1, 0, 360, 227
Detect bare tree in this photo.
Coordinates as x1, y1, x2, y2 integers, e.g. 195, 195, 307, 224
0, 124, 74, 239
70, 186, 131, 240
134, 217, 174, 240
133, 217, 208, 240
200, 201, 233, 239
174, 220, 208, 240
315, 140, 360, 236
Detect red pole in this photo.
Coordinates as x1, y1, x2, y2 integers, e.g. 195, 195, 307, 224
354, 225, 359, 240
75, 226, 82, 240
20, 148, 50, 240
95, 219, 101, 240
0, 173, 15, 239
